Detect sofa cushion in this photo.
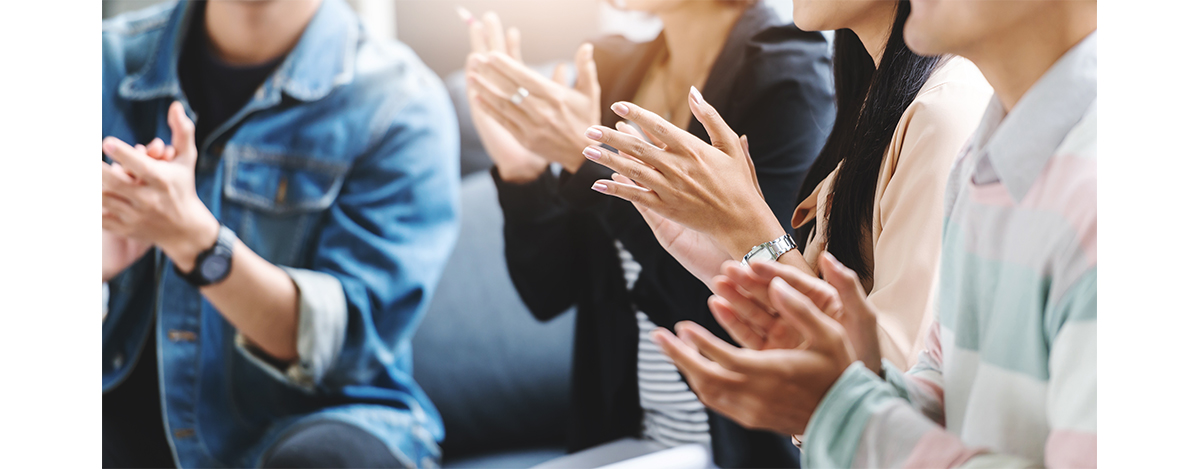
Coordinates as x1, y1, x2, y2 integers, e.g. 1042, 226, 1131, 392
412, 172, 575, 459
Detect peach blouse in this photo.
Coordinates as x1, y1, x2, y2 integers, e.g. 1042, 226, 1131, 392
791, 57, 992, 369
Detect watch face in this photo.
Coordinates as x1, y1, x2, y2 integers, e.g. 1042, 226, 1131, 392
747, 247, 774, 262
200, 255, 230, 281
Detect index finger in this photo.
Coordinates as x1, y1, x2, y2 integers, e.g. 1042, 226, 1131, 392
483, 51, 555, 98
584, 125, 669, 171
748, 260, 842, 315
102, 137, 156, 183
675, 321, 765, 373
609, 101, 696, 151
650, 328, 743, 386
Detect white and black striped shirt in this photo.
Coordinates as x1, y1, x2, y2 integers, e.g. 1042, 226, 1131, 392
615, 241, 711, 448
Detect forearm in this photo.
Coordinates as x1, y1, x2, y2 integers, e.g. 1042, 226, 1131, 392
493, 167, 583, 319
805, 363, 990, 468
200, 242, 300, 361
163, 220, 299, 361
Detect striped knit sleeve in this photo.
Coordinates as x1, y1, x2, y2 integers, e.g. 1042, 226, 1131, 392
802, 275, 1097, 469
877, 320, 948, 426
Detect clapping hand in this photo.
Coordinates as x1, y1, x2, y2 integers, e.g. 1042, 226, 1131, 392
101, 102, 219, 275
645, 252, 884, 435
460, 7, 601, 175
102, 137, 175, 282
582, 89, 785, 261
712, 254, 883, 374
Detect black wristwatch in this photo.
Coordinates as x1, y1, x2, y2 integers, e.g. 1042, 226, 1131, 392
174, 225, 237, 287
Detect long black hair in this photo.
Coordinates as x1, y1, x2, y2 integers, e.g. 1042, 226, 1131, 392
795, 0, 941, 283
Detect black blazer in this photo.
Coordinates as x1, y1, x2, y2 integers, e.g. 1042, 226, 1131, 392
492, 3, 835, 467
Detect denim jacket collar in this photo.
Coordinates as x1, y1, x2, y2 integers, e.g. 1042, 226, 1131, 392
119, 0, 359, 104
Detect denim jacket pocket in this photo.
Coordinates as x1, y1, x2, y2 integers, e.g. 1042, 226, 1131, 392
222, 145, 351, 266
223, 145, 350, 215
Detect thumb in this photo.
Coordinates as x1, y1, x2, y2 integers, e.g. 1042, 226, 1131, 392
819, 252, 872, 320
574, 43, 600, 98
167, 101, 198, 166
552, 62, 570, 86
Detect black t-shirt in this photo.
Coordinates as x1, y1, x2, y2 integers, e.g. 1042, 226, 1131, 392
102, 5, 284, 467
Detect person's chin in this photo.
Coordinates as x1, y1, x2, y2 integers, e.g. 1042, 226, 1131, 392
902, 20, 941, 57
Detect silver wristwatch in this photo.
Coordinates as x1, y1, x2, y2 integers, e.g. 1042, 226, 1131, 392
742, 233, 797, 266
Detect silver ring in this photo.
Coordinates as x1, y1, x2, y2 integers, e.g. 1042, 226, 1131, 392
510, 87, 529, 105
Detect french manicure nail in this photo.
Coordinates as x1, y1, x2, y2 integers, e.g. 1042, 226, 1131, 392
591, 181, 608, 193
650, 329, 668, 347
689, 86, 703, 104
455, 6, 474, 23
585, 127, 604, 140
612, 102, 630, 116
770, 277, 793, 296
583, 147, 602, 161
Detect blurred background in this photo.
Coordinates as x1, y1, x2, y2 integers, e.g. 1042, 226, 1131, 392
104, 0, 795, 78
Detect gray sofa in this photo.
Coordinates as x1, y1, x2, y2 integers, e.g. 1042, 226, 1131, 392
410, 68, 577, 467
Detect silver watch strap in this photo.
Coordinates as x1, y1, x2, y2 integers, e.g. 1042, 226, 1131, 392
741, 233, 798, 265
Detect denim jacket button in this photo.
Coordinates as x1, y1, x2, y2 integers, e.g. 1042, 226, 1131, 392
168, 330, 198, 342
112, 353, 124, 369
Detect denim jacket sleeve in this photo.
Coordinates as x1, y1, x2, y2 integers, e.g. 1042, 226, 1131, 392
238, 79, 461, 390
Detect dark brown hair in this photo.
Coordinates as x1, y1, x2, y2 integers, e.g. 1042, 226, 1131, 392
795, 1, 942, 283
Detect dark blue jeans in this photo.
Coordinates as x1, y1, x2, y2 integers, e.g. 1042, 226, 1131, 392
102, 339, 404, 469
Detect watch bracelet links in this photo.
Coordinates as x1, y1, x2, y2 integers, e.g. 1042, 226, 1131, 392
741, 232, 798, 265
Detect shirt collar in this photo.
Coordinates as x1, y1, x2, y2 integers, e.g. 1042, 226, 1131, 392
969, 31, 1097, 202
119, 0, 359, 104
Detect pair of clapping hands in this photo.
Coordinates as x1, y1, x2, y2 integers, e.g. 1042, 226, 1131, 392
581, 72, 893, 437
584, 93, 890, 434
458, 8, 887, 436
102, 102, 216, 283
458, 7, 600, 182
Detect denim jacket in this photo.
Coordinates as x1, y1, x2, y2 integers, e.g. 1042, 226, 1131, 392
101, 1, 459, 467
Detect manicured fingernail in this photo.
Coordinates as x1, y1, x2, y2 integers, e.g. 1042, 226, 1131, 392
585, 126, 604, 141
612, 102, 630, 116
689, 86, 703, 104
583, 147, 602, 161
591, 181, 608, 193
455, 6, 474, 23
650, 329, 666, 346
770, 277, 794, 296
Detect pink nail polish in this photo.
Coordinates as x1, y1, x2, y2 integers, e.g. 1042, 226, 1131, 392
689, 86, 703, 104
585, 127, 603, 140
591, 182, 608, 193
583, 147, 602, 161
612, 102, 630, 116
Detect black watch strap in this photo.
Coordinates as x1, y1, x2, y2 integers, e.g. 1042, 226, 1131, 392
174, 225, 236, 287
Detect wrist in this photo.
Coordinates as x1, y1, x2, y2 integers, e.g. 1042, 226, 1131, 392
721, 208, 787, 260
162, 211, 220, 273
559, 136, 592, 174
496, 157, 548, 184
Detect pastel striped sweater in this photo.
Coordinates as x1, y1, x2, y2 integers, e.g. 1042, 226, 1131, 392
802, 33, 1097, 469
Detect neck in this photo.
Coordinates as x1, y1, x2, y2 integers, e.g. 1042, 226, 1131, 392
657, 1, 747, 85
964, 5, 1096, 112
204, 0, 322, 66
849, 2, 898, 67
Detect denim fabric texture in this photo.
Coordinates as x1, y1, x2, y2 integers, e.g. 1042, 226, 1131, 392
101, 1, 460, 467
